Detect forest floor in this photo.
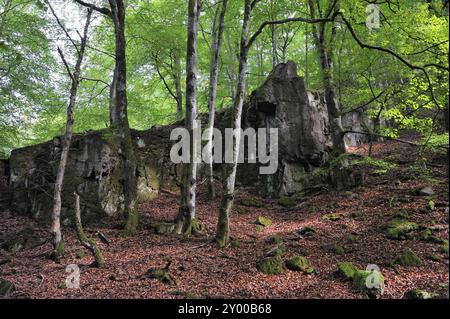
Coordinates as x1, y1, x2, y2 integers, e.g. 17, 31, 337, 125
0, 137, 448, 299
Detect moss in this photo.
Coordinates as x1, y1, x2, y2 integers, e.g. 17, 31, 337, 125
427, 200, 435, 211
350, 211, 363, 219
230, 239, 240, 249
405, 289, 436, 299
239, 198, 264, 208
285, 256, 315, 274
426, 254, 442, 262
124, 208, 138, 236
346, 234, 356, 243
353, 269, 385, 293
266, 244, 286, 257
442, 240, 449, 257
396, 248, 422, 267
322, 213, 340, 221
383, 219, 418, 239
185, 219, 206, 236
0, 279, 15, 297
58, 282, 67, 289
146, 268, 175, 285
337, 262, 358, 280
277, 196, 297, 208
255, 225, 265, 232
255, 216, 272, 227
76, 251, 87, 259
332, 245, 345, 255
54, 240, 65, 259
257, 255, 283, 275
268, 235, 283, 245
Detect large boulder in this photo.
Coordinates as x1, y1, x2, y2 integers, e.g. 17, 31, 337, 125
5, 61, 345, 223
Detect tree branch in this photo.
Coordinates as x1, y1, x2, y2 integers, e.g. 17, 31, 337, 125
73, 0, 112, 17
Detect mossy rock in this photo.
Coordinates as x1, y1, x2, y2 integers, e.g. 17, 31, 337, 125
352, 269, 385, 294
322, 213, 340, 221
265, 244, 286, 258
332, 245, 345, 255
383, 219, 418, 239
396, 249, 422, 267
0, 279, 15, 297
426, 254, 442, 262
285, 256, 314, 274
255, 225, 265, 232
268, 235, 283, 245
278, 196, 297, 208
297, 227, 316, 238
151, 222, 176, 235
255, 216, 272, 227
257, 255, 283, 275
2, 227, 46, 253
239, 198, 264, 208
404, 289, 436, 299
145, 268, 175, 285
337, 262, 358, 280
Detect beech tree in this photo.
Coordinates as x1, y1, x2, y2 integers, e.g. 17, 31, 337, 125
176, 0, 201, 235
206, 0, 228, 199
73, 0, 139, 234
47, 2, 93, 259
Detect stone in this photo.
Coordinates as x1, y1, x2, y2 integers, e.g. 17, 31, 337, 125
322, 213, 340, 221
285, 256, 314, 274
150, 222, 176, 235
337, 262, 358, 280
415, 186, 435, 196
383, 219, 418, 239
1, 227, 45, 253
4, 62, 366, 223
396, 249, 422, 267
145, 267, 175, 285
255, 216, 272, 227
352, 269, 385, 295
277, 196, 297, 208
404, 289, 436, 299
257, 255, 283, 275
332, 245, 345, 255
239, 198, 264, 208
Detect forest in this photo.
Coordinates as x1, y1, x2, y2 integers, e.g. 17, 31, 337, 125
0, 0, 449, 301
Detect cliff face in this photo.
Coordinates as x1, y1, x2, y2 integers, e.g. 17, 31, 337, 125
4, 61, 354, 223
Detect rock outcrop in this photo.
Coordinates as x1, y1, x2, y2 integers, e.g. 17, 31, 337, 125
4, 61, 355, 223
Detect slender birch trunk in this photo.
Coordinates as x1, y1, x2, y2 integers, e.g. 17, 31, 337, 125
50, 7, 92, 259
176, 0, 201, 235
206, 0, 228, 200
216, 0, 252, 248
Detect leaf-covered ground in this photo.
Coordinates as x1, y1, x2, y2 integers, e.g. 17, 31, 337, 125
0, 138, 448, 299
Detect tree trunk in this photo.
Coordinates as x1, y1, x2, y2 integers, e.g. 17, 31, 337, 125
206, 0, 228, 200
74, 192, 105, 267
173, 50, 184, 121
226, 30, 237, 100
176, 0, 201, 235
50, 8, 92, 260
216, 0, 252, 248
109, 0, 139, 234
308, 0, 346, 156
